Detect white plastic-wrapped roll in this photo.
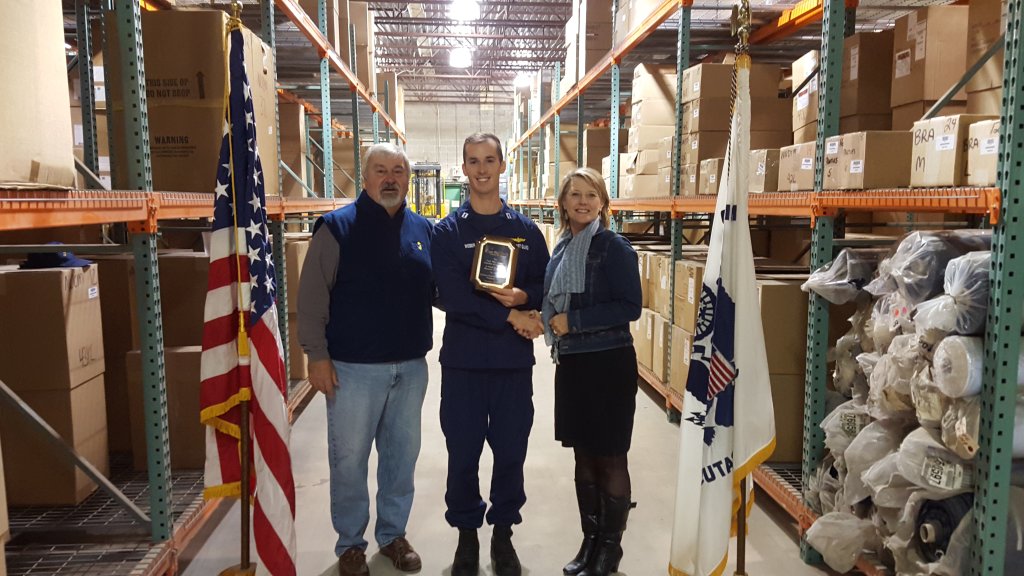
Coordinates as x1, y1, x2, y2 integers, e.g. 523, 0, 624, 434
933, 335, 1024, 398
940, 394, 1024, 459
862, 452, 920, 509
867, 353, 916, 420
910, 366, 949, 429
844, 419, 915, 506
897, 427, 975, 497
822, 400, 871, 456
806, 512, 878, 572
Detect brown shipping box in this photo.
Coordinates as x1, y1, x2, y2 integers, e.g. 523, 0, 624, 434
631, 98, 676, 127
656, 166, 672, 196
967, 87, 1003, 116
777, 142, 816, 192
0, 0, 77, 187
0, 374, 108, 505
627, 150, 662, 176
673, 259, 705, 333
892, 100, 967, 131
823, 136, 843, 190
841, 31, 894, 117
286, 239, 310, 312
631, 64, 677, 102
299, 0, 341, 53
791, 50, 819, 130
966, 0, 1005, 93
911, 114, 998, 187
126, 348, 205, 471
279, 100, 308, 198
657, 136, 674, 168
652, 313, 670, 383
767, 373, 805, 463
628, 125, 676, 153
967, 119, 1001, 187
601, 154, 631, 178
669, 326, 693, 396
683, 63, 780, 103
157, 253, 211, 347
793, 122, 816, 145
636, 252, 651, 308
635, 309, 655, 370
685, 97, 792, 133
838, 131, 913, 190
758, 278, 809, 375
750, 149, 780, 193
891, 6, 969, 107
698, 158, 723, 196
289, 312, 309, 380
0, 267, 104, 392
107, 10, 280, 195
681, 163, 699, 196
839, 114, 892, 133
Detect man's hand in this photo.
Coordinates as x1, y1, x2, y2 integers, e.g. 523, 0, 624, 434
488, 287, 529, 308
508, 309, 544, 339
308, 359, 338, 398
549, 313, 570, 337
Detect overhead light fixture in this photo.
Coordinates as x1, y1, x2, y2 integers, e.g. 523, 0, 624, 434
449, 47, 473, 68
513, 72, 532, 88
448, 0, 481, 22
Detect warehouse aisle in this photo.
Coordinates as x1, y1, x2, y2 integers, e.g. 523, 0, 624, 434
181, 309, 833, 575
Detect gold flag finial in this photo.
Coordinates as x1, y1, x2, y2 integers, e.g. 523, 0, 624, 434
229, 0, 243, 29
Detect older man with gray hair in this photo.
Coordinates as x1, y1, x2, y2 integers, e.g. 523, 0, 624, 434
298, 142, 434, 576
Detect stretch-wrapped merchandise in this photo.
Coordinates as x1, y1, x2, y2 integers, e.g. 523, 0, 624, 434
844, 419, 915, 506
832, 333, 865, 398
896, 427, 974, 497
940, 394, 1024, 459
865, 230, 991, 305
910, 365, 948, 429
863, 452, 920, 509
802, 248, 890, 305
822, 400, 871, 456
932, 335, 1024, 398
806, 512, 878, 572
915, 251, 992, 336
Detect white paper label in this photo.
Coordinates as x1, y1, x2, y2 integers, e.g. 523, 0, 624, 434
687, 277, 696, 304
839, 412, 870, 437
693, 80, 701, 94
692, 107, 700, 118
826, 140, 840, 155
689, 174, 696, 183
73, 125, 84, 146
796, 89, 809, 111
756, 162, 766, 176
922, 455, 965, 491
682, 337, 692, 365
850, 46, 859, 81
647, 319, 653, 339
908, 11, 918, 41
709, 174, 717, 183
98, 156, 110, 172
895, 50, 912, 78
915, 20, 927, 61
661, 275, 667, 290
850, 159, 864, 174
100, 175, 112, 188
982, 137, 999, 155
691, 139, 698, 150
936, 135, 956, 151
88, 286, 99, 299
800, 157, 813, 170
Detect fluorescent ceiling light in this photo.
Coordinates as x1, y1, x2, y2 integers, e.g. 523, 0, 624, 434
448, 0, 481, 22
449, 47, 473, 68
513, 73, 532, 88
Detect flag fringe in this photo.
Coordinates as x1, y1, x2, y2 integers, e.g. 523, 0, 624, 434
199, 387, 253, 437
204, 482, 242, 500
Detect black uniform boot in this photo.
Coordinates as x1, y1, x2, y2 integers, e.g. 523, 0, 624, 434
578, 494, 633, 576
563, 482, 601, 575
490, 524, 522, 576
451, 528, 479, 576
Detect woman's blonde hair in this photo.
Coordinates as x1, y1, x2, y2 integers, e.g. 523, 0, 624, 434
556, 167, 610, 230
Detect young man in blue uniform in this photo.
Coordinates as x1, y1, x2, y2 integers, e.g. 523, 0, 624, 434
298, 143, 434, 576
430, 133, 550, 576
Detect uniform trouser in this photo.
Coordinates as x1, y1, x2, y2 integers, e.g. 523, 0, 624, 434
326, 358, 429, 555
440, 367, 535, 529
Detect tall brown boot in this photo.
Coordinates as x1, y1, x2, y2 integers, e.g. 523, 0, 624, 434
563, 482, 600, 575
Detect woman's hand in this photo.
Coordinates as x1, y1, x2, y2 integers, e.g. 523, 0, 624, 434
549, 313, 569, 337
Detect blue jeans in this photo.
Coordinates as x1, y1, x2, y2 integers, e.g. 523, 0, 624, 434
326, 358, 428, 555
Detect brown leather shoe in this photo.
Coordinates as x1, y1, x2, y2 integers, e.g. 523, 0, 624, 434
337, 547, 369, 576
380, 536, 423, 572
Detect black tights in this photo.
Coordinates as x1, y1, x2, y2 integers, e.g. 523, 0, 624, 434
574, 448, 630, 498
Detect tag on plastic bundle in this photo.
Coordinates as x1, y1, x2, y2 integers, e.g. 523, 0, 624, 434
922, 455, 965, 491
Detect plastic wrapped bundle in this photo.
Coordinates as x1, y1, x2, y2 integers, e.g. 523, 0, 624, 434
806, 512, 878, 572
870, 294, 900, 353
818, 454, 844, 515
941, 394, 1024, 459
822, 400, 871, 456
915, 251, 992, 337
865, 230, 992, 305
897, 427, 974, 498
863, 452, 921, 509
844, 419, 916, 506
915, 493, 974, 562
867, 352, 917, 421
933, 335, 1024, 398
910, 365, 949, 429
832, 333, 865, 398
887, 492, 974, 575
802, 248, 890, 304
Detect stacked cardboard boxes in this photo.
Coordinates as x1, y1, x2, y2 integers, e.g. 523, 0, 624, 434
757, 278, 809, 463
966, 0, 1005, 116
577, 0, 613, 83
791, 50, 819, 144
967, 119, 1001, 186
910, 114, 998, 187
777, 142, 816, 192
348, 1, 377, 94
823, 132, 913, 190
840, 31, 895, 133
279, 98, 309, 199
623, 64, 677, 198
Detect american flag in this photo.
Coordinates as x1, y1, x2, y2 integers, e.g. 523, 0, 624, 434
199, 25, 297, 576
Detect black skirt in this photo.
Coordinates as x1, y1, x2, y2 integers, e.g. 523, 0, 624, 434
554, 345, 638, 456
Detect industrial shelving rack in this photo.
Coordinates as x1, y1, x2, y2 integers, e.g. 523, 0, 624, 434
0, 1, 402, 574
508, 0, 1021, 574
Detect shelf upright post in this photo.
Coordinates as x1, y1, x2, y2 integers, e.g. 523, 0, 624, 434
553, 62, 562, 230
970, 0, 1024, 573
349, 24, 362, 188
112, 0, 171, 542
319, 0, 335, 198
77, 0, 100, 176
801, 0, 844, 564
261, 0, 290, 380
305, 110, 315, 197
372, 105, 381, 144
382, 80, 392, 143
527, 99, 534, 200
575, 17, 584, 166
608, 0, 621, 210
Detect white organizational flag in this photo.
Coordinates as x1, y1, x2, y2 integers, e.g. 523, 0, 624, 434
668, 55, 777, 576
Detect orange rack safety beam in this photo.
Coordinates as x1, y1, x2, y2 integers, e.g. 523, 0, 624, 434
815, 187, 1000, 225
275, 0, 405, 143
749, 0, 859, 45
510, 0, 689, 153
278, 89, 354, 138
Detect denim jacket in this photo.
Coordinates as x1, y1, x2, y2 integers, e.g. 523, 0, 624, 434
555, 228, 643, 355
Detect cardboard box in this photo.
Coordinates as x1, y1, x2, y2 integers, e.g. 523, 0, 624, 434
681, 163, 699, 196
698, 158, 723, 196
750, 149, 780, 193
126, 347, 205, 471
601, 153, 631, 178
673, 259, 705, 332
967, 87, 1003, 115
0, 266, 105, 392
839, 114, 893, 133
636, 251, 651, 308
648, 254, 671, 318
0, 374, 108, 505
627, 125, 676, 153
835, 131, 914, 190
777, 142, 816, 192
546, 126, 579, 162
758, 279, 809, 375
279, 100, 309, 198
966, 0, 1005, 93
793, 122, 817, 145
751, 131, 793, 151
682, 131, 727, 166
635, 308, 655, 370
767, 373, 805, 463
683, 63, 781, 103
621, 174, 662, 199
891, 6, 969, 107
285, 238, 310, 312
631, 64, 677, 102
582, 126, 625, 170
300, 0, 341, 53
823, 136, 843, 190
967, 119, 1001, 186
657, 136, 675, 168
892, 100, 967, 131
627, 150, 662, 175
669, 326, 693, 395
631, 98, 677, 127
107, 10, 280, 195
652, 313, 670, 382
685, 97, 791, 133
911, 114, 998, 187
157, 253, 211, 347
656, 166, 672, 196
288, 312, 308, 380
791, 50, 820, 130
841, 31, 894, 117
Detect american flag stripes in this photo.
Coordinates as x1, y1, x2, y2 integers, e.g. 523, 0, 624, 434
199, 25, 297, 576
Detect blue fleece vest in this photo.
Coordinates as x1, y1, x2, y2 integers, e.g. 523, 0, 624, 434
315, 192, 433, 363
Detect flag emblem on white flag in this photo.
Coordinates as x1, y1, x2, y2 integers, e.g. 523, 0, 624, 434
669, 56, 777, 576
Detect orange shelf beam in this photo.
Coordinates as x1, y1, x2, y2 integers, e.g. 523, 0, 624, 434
815, 187, 1000, 225
509, 0, 688, 153
750, 0, 859, 45
275, 0, 405, 143
277, 89, 354, 138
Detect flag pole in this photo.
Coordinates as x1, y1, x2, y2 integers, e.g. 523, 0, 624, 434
220, 1, 256, 575
735, 480, 748, 576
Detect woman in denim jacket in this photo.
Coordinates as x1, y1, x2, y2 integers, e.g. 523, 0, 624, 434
542, 167, 643, 576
